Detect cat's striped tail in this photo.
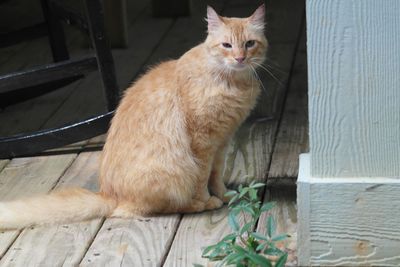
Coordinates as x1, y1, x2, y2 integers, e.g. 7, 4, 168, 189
0, 187, 117, 230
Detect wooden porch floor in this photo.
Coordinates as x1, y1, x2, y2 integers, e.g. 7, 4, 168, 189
0, 0, 307, 265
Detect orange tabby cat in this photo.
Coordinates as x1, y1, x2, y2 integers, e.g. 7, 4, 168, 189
0, 4, 268, 229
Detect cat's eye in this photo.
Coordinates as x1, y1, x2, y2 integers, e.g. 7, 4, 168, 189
245, 40, 255, 48
222, 42, 232, 48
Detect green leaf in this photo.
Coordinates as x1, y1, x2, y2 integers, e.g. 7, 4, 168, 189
228, 194, 239, 206
232, 244, 248, 255
250, 232, 269, 241
221, 233, 237, 243
239, 187, 249, 198
249, 188, 258, 201
221, 252, 246, 265
271, 233, 290, 242
201, 244, 218, 257
250, 182, 265, 189
264, 247, 284, 256
275, 253, 288, 267
192, 264, 204, 267
242, 206, 256, 216
224, 190, 237, 197
240, 221, 254, 235
256, 242, 267, 252
260, 202, 275, 213
238, 184, 243, 192
247, 253, 272, 267
231, 206, 243, 216
228, 213, 240, 232
267, 216, 276, 238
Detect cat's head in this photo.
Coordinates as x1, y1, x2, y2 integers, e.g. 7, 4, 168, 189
205, 4, 268, 74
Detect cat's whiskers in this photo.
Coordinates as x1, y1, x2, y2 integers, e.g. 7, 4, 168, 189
252, 57, 288, 75
249, 64, 267, 94
251, 60, 283, 87
249, 68, 254, 99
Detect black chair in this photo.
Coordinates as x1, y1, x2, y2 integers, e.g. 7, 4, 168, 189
0, 0, 119, 159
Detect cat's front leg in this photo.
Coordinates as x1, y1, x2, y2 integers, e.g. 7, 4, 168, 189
209, 144, 230, 203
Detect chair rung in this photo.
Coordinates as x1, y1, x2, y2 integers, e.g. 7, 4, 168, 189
0, 56, 98, 93
0, 111, 114, 159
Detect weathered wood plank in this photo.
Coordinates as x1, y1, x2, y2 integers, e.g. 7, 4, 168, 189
163, 208, 230, 267
257, 186, 297, 266
0, 161, 9, 173
307, 0, 400, 177
0, 154, 76, 259
268, 27, 308, 184
0, 152, 102, 267
81, 215, 180, 266
223, 119, 277, 186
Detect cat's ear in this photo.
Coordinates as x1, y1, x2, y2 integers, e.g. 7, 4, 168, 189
206, 6, 223, 33
248, 3, 265, 31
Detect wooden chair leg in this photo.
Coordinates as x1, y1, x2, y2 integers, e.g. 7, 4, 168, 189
84, 0, 119, 111
41, 0, 70, 62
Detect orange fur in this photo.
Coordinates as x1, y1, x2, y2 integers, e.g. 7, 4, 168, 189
0, 5, 268, 229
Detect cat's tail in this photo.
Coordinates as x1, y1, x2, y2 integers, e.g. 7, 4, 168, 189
0, 187, 117, 230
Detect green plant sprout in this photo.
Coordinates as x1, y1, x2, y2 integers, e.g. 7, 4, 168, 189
198, 181, 289, 267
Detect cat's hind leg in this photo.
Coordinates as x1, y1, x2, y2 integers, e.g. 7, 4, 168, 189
176, 196, 223, 213
110, 202, 148, 219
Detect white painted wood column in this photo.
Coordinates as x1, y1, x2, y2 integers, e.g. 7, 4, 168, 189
298, 0, 400, 265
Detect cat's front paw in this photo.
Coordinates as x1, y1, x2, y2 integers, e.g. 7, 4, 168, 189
205, 196, 224, 210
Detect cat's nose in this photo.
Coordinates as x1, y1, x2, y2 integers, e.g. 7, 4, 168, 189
234, 57, 246, 63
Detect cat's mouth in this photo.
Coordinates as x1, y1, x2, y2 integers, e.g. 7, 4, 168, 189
228, 62, 249, 71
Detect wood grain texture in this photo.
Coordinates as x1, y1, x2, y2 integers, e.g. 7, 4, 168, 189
223, 119, 277, 186
0, 161, 9, 173
0, 152, 102, 267
268, 28, 308, 184
307, 0, 400, 177
81, 215, 180, 267
298, 154, 400, 266
0, 155, 76, 259
257, 187, 297, 266
163, 208, 230, 267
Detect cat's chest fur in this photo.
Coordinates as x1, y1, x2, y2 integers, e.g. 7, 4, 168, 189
184, 79, 260, 145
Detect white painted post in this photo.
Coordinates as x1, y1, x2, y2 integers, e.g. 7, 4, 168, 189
298, 0, 400, 265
